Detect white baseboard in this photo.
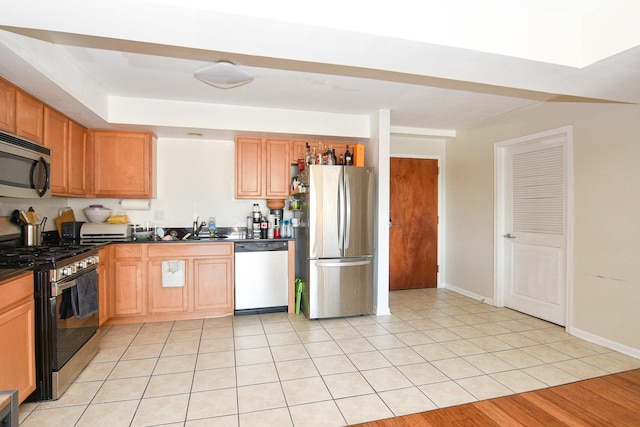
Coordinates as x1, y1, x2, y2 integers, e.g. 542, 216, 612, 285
441, 282, 494, 306
570, 327, 640, 360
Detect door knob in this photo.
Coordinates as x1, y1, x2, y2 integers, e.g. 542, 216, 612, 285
503, 233, 515, 239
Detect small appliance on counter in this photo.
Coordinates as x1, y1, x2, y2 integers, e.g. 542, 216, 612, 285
80, 223, 131, 242
61, 221, 85, 241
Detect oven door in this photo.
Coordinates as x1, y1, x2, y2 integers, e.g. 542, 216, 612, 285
50, 270, 99, 370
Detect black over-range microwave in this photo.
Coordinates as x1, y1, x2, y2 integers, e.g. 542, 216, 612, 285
0, 130, 51, 198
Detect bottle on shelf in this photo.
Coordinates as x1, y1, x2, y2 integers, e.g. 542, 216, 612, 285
316, 142, 323, 165
344, 145, 353, 166
304, 142, 311, 166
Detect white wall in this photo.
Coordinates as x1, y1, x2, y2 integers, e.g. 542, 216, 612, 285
446, 102, 640, 356
0, 138, 270, 231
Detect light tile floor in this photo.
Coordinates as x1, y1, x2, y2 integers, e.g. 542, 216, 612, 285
19, 289, 640, 426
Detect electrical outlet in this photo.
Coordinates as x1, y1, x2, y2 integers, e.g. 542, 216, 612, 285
154, 210, 165, 220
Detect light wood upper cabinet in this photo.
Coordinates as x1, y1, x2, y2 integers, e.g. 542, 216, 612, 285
67, 120, 88, 196
0, 273, 36, 404
266, 139, 291, 198
236, 137, 290, 199
235, 137, 264, 198
43, 107, 69, 195
0, 77, 16, 133
15, 90, 44, 144
291, 140, 309, 165
44, 109, 88, 197
88, 130, 156, 198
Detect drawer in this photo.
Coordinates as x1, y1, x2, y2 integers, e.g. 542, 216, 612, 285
0, 273, 33, 313
114, 244, 143, 259
147, 243, 233, 258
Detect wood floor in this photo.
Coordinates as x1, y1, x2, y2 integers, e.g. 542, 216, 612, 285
354, 368, 640, 426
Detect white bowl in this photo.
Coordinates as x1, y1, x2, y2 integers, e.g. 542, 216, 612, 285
83, 206, 112, 223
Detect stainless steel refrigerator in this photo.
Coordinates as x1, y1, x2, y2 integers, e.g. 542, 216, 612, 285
295, 165, 375, 319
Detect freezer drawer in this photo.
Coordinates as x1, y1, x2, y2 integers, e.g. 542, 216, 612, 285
303, 257, 373, 319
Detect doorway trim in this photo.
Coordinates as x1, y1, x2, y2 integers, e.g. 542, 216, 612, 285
494, 126, 574, 330
390, 153, 444, 288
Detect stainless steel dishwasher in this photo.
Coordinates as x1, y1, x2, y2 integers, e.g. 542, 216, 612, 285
234, 241, 289, 315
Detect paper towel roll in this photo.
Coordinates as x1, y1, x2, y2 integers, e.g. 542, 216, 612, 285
120, 199, 151, 210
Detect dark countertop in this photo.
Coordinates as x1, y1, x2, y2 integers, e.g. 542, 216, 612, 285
0, 266, 32, 283
80, 237, 294, 245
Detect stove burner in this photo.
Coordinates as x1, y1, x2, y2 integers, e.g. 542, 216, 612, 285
0, 245, 95, 269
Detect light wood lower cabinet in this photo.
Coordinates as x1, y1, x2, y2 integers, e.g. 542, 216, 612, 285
0, 272, 36, 404
147, 259, 189, 314
98, 246, 111, 326
109, 243, 234, 323
193, 258, 233, 311
112, 245, 145, 317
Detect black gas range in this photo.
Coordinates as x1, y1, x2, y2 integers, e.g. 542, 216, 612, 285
0, 239, 100, 401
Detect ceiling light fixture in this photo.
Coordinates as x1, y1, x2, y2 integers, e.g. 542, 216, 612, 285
194, 61, 253, 89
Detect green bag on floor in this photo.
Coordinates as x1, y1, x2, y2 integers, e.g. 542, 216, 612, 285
295, 278, 304, 315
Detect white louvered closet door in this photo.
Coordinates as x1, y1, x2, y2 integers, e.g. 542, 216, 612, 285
504, 134, 567, 326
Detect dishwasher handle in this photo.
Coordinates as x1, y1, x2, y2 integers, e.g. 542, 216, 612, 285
235, 241, 288, 252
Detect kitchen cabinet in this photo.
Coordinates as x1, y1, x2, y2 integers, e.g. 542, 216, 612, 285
88, 130, 156, 198
291, 140, 308, 165
236, 137, 290, 199
98, 246, 111, 326
43, 107, 69, 195
291, 140, 352, 165
67, 120, 88, 195
147, 259, 189, 314
0, 77, 16, 133
15, 90, 44, 144
193, 257, 233, 311
0, 272, 36, 404
108, 242, 234, 323
112, 245, 145, 316
46, 110, 89, 197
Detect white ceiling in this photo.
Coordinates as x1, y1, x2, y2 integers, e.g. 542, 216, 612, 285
0, 0, 639, 140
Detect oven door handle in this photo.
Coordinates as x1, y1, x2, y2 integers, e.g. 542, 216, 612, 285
53, 278, 77, 296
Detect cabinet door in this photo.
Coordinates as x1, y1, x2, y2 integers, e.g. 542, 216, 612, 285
193, 258, 233, 312
43, 107, 69, 195
0, 271, 36, 405
291, 140, 308, 165
113, 260, 145, 316
235, 137, 264, 198
147, 259, 189, 313
98, 247, 110, 326
265, 139, 291, 198
0, 77, 16, 133
15, 90, 44, 144
90, 130, 155, 198
67, 120, 88, 195
0, 301, 35, 404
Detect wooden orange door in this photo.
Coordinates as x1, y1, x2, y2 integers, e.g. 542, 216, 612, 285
389, 158, 438, 290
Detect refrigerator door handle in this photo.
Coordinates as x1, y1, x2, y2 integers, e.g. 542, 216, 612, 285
314, 259, 372, 267
338, 169, 346, 251
344, 173, 351, 250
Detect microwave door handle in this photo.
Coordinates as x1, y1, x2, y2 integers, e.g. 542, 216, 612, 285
31, 157, 50, 197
